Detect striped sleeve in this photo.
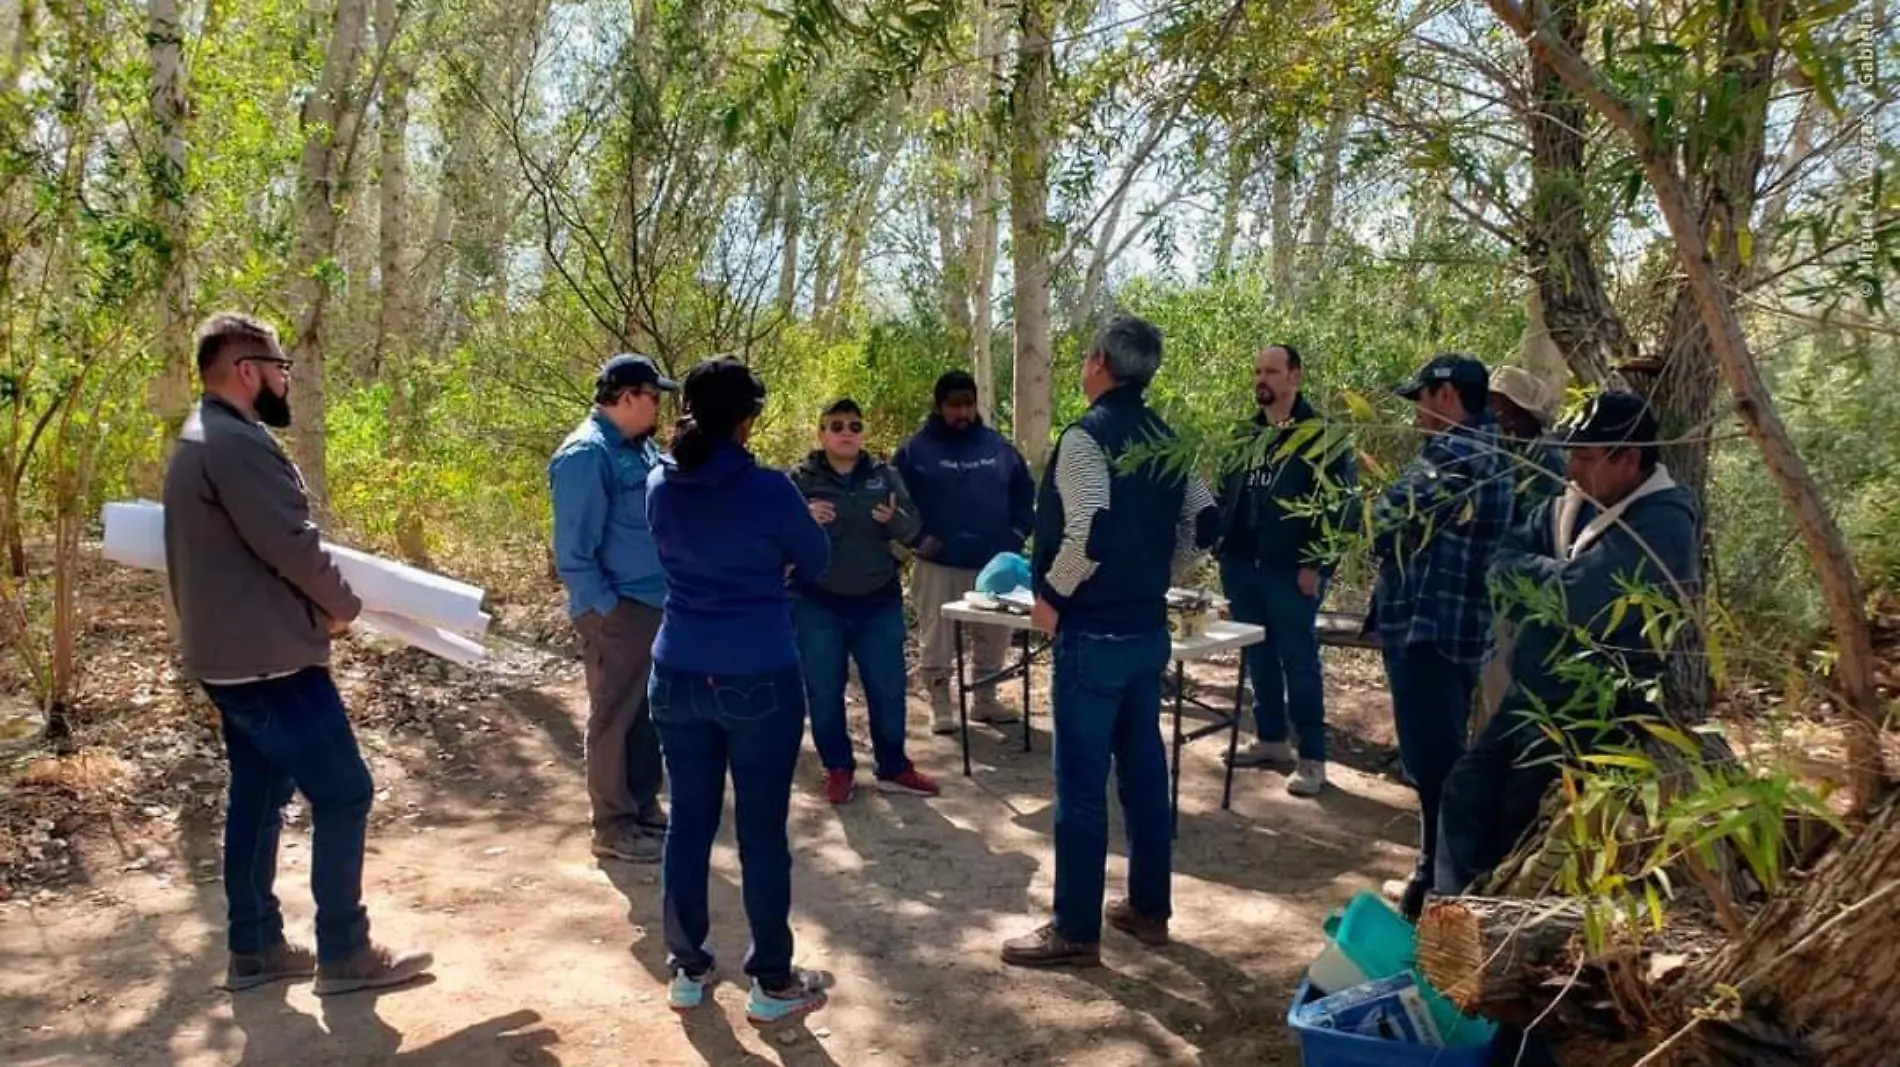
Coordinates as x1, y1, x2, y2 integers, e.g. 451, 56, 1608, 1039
1043, 427, 1111, 599
1172, 473, 1217, 579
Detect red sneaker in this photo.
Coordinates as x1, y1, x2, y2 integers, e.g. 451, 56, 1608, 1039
875, 768, 941, 797
824, 769, 856, 805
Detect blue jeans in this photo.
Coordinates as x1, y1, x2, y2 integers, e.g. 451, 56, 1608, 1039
1050, 627, 1174, 943
1219, 558, 1327, 760
1382, 642, 1476, 885
202, 667, 374, 963
649, 663, 806, 984
793, 597, 912, 778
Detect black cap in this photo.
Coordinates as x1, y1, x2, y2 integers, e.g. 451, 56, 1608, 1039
682, 357, 766, 421
1561, 389, 1659, 448
596, 353, 679, 400
1394, 353, 1489, 399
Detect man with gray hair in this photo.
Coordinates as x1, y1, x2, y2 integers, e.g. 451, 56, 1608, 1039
1002, 314, 1218, 968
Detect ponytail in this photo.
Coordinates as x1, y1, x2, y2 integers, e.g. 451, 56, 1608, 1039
672, 416, 720, 472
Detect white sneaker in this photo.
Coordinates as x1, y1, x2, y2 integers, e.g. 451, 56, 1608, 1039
1223, 740, 1296, 767
1287, 759, 1326, 797
928, 683, 956, 735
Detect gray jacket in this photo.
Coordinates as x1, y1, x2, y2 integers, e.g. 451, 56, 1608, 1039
788, 451, 920, 601
162, 397, 361, 681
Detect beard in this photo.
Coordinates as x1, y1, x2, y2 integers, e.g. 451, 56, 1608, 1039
255, 383, 293, 428
1255, 385, 1277, 409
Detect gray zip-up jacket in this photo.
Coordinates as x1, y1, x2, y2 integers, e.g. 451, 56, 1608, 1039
162, 397, 361, 681
787, 451, 920, 604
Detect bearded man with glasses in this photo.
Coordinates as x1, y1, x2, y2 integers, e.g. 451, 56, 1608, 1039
789, 398, 940, 805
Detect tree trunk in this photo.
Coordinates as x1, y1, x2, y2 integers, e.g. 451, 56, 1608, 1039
1268, 129, 1296, 293
287, 0, 371, 511
1301, 97, 1352, 274
1521, 0, 1634, 387
1071, 178, 1128, 337
777, 175, 801, 316
968, 40, 1004, 426
1212, 133, 1246, 275
1666, 794, 1900, 1067
146, 0, 192, 483
827, 103, 902, 332
1416, 897, 1587, 1019
1008, 0, 1052, 464
373, 0, 411, 368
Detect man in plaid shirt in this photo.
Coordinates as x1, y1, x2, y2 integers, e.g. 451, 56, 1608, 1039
1370, 353, 1514, 919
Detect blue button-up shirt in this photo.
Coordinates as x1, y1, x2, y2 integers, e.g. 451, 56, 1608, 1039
548, 412, 667, 618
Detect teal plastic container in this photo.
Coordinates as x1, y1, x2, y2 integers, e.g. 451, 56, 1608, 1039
1310, 891, 1497, 1049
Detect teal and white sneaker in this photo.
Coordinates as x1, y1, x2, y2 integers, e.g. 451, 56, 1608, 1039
745, 969, 830, 1026
668, 965, 715, 1012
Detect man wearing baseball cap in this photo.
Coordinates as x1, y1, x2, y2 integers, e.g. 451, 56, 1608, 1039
1372, 353, 1515, 919
1437, 389, 1701, 894
1488, 366, 1566, 503
549, 353, 679, 864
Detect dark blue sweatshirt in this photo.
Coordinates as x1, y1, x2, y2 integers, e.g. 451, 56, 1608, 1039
645, 440, 830, 676
892, 416, 1036, 570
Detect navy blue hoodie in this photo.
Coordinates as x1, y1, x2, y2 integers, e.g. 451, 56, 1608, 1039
892, 416, 1036, 570
645, 440, 830, 676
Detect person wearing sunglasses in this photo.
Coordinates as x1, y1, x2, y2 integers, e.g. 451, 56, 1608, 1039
789, 399, 939, 805
549, 353, 678, 865
164, 312, 431, 995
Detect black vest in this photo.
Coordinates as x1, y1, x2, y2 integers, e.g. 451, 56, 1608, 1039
1031, 385, 1186, 635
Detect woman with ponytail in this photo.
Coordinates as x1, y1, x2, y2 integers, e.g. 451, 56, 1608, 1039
643, 357, 832, 1022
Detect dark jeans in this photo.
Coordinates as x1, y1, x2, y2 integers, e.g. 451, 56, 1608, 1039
649, 663, 806, 984
1050, 627, 1174, 944
576, 599, 665, 833
202, 667, 374, 963
1219, 557, 1327, 760
1435, 705, 1560, 893
794, 597, 912, 778
1382, 642, 1476, 886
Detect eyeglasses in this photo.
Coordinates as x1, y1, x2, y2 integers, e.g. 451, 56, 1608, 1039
825, 419, 863, 434
239, 356, 294, 372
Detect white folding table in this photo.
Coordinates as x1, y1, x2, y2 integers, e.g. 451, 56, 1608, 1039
940, 600, 1267, 832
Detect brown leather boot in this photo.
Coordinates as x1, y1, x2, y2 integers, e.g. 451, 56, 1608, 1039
1000, 924, 1100, 968
222, 942, 317, 991
1105, 898, 1170, 947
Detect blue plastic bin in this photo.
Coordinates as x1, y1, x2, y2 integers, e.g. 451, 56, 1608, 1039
1313, 892, 1499, 1049
1288, 980, 1497, 1067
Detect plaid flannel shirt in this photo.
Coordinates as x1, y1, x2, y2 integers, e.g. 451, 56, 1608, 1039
1370, 417, 1515, 666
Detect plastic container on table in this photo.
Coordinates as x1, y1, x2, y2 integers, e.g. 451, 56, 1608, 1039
1287, 980, 1497, 1067
1307, 891, 1499, 1050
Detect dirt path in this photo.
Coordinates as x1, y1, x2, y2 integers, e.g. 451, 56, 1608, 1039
1, 658, 1419, 1067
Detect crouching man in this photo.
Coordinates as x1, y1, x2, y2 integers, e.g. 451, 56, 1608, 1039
1437, 391, 1702, 894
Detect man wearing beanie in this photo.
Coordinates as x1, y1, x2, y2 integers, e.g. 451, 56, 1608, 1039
893, 370, 1037, 734
549, 353, 678, 865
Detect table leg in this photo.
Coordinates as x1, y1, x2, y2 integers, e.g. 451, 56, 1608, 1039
1222, 654, 1248, 813
1020, 629, 1033, 753
1170, 659, 1185, 838
956, 620, 971, 778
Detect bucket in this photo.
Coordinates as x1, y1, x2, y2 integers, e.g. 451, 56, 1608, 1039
1311, 891, 1498, 1049
1288, 980, 1497, 1067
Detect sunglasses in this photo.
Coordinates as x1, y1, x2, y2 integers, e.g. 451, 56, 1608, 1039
824, 419, 864, 434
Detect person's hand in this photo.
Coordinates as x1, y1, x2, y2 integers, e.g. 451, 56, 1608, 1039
808, 499, 837, 525
1031, 596, 1059, 636
328, 616, 351, 637
916, 534, 943, 559
1297, 566, 1321, 599
871, 493, 897, 524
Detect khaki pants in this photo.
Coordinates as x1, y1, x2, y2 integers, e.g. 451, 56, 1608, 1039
575, 599, 664, 833
1475, 619, 1518, 740
911, 558, 1005, 687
